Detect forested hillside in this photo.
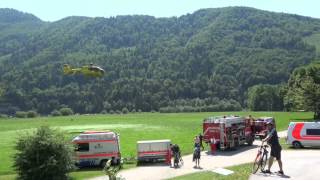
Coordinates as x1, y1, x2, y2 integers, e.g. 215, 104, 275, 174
1, 7, 320, 115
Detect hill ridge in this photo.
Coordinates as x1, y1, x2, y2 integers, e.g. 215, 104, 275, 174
0, 7, 319, 114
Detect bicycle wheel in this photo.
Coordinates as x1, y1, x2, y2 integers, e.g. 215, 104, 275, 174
252, 154, 261, 174
260, 154, 268, 172
180, 157, 184, 166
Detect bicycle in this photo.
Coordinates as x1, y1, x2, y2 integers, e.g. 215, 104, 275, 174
179, 156, 184, 167
173, 152, 184, 168
252, 143, 269, 174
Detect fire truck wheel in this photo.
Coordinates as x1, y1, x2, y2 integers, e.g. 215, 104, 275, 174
292, 141, 302, 149
100, 160, 107, 168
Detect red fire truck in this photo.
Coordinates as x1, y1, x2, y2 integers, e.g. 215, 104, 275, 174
203, 116, 255, 150
253, 117, 275, 139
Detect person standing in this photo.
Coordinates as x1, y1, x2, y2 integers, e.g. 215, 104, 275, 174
170, 143, 181, 168
262, 121, 284, 175
198, 133, 204, 150
193, 136, 201, 168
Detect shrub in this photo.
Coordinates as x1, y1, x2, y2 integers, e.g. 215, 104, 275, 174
59, 107, 74, 116
138, 109, 142, 113
27, 110, 38, 118
182, 106, 194, 112
131, 109, 136, 113
122, 107, 129, 114
109, 110, 115, 114
115, 110, 122, 114
14, 126, 75, 180
0, 114, 8, 118
100, 110, 108, 114
51, 109, 62, 116
16, 111, 27, 118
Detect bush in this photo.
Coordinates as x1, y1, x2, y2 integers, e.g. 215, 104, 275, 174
59, 108, 74, 116
14, 126, 75, 180
131, 109, 136, 113
100, 110, 108, 114
115, 110, 122, 114
122, 107, 129, 114
51, 109, 62, 116
27, 110, 38, 118
0, 114, 8, 118
16, 111, 27, 118
109, 110, 115, 114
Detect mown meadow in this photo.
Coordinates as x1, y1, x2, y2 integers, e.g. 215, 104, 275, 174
0, 112, 313, 179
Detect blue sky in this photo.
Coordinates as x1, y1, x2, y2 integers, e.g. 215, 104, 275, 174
1, 0, 319, 22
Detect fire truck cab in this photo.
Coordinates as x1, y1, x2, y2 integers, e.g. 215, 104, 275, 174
72, 131, 121, 167
203, 115, 254, 150
253, 117, 275, 139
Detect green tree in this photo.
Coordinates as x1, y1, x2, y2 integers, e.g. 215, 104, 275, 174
59, 107, 74, 116
14, 126, 74, 180
285, 62, 320, 118
247, 84, 284, 111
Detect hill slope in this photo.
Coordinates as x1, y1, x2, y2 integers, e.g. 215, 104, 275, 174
0, 7, 320, 114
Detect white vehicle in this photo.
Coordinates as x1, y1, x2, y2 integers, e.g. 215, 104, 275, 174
72, 131, 121, 167
137, 139, 171, 163
286, 122, 320, 148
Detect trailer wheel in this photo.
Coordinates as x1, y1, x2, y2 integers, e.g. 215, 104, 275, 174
292, 141, 302, 149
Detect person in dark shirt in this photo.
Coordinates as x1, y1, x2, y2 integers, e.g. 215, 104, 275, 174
198, 133, 204, 150
170, 144, 181, 167
262, 121, 284, 175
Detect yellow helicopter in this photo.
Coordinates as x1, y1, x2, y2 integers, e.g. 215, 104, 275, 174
63, 63, 105, 78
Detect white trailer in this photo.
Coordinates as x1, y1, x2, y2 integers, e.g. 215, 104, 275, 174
286, 122, 320, 148
137, 139, 171, 163
72, 131, 121, 167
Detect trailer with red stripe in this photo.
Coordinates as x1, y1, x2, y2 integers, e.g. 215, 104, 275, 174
203, 116, 255, 150
72, 131, 121, 167
137, 139, 171, 164
286, 122, 320, 148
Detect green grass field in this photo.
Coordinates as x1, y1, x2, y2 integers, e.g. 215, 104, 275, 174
170, 163, 252, 180
0, 111, 313, 179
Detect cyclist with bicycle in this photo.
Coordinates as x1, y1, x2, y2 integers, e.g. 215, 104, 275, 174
262, 121, 284, 175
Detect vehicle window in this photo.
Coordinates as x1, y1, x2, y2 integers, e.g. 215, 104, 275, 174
306, 129, 320, 135
75, 143, 89, 152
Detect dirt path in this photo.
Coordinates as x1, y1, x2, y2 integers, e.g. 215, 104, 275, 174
89, 131, 288, 180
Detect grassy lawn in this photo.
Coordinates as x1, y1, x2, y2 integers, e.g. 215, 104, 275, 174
0, 111, 313, 179
169, 163, 252, 180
